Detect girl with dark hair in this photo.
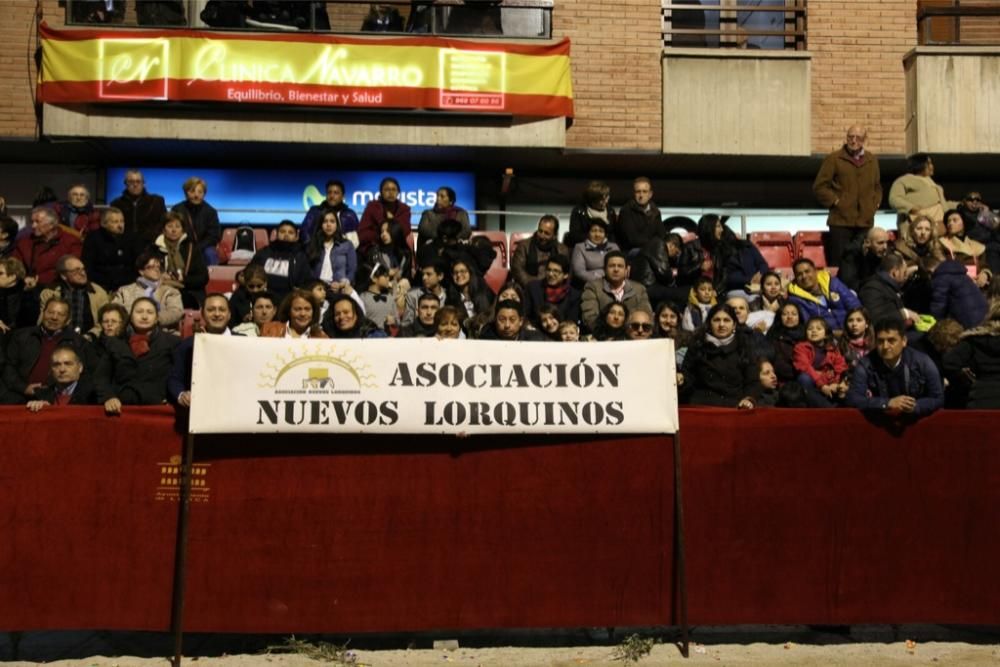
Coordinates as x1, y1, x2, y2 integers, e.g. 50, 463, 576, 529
358, 177, 412, 255
365, 220, 414, 282
322, 293, 387, 339
591, 301, 629, 342
754, 271, 785, 313
839, 307, 873, 369
654, 301, 692, 366
766, 302, 804, 383
940, 209, 990, 285
536, 303, 562, 341
261, 289, 326, 339
678, 303, 759, 407
792, 316, 849, 407
308, 210, 358, 287
696, 214, 769, 296
566, 180, 618, 248
227, 264, 269, 328
95, 296, 180, 413
445, 259, 495, 323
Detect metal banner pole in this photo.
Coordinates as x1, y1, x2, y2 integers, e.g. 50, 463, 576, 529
169, 432, 196, 667
673, 429, 690, 657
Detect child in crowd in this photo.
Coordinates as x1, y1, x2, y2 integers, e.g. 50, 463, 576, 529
754, 271, 785, 313
227, 264, 268, 328
537, 304, 562, 341
754, 359, 780, 407
682, 277, 716, 332
358, 263, 397, 331
304, 279, 332, 323
793, 316, 849, 407
839, 306, 873, 368
558, 320, 580, 341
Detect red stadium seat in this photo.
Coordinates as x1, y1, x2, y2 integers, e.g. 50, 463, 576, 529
793, 231, 828, 268
749, 231, 794, 270
471, 230, 509, 267
471, 231, 511, 294
206, 264, 242, 294
216, 228, 237, 264
180, 309, 202, 339
508, 231, 533, 261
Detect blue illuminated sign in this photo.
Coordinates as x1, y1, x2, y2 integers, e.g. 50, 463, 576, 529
106, 167, 477, 226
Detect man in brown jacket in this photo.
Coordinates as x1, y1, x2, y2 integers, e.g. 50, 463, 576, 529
813, 125, 883, 267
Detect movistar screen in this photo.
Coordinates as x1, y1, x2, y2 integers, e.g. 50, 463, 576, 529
106, 167, 476, 226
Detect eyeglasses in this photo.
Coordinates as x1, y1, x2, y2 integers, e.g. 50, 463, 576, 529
629, 322, 653, 332
965, 196, 982, 202
62, 266, 86, 275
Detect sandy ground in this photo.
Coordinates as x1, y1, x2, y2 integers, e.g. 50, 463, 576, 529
3, 626, 999, 667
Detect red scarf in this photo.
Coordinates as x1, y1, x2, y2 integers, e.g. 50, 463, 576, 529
129, 332, 151, 357
545, 283, 570, 304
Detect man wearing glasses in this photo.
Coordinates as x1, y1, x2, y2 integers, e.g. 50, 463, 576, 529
39, 255, 110, 337
625, 308, 654, 341
812, 125, 883, 268
109, 169, 167, 243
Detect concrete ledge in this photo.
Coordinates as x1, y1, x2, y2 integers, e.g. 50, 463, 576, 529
42, 104, 566, 148
905, 48, 1000, 154
662, 50, 811, 156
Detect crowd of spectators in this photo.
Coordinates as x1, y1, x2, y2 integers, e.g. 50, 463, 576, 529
3, 154, 1000, 417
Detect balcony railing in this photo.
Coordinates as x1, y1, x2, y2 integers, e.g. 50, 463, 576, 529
662, 0, 806, 50
917, 1, 1000, 46
66, 0, 553, 39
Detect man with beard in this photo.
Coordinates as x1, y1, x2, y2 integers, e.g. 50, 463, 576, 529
510, 215, 568, 288
109, 169, 168, 243
838, 227, 891, 292
248, 221, 313, 301
300, 179, 360, 246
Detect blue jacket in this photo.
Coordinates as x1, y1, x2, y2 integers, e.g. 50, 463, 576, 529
845, 346, 944, 415
787, 270, 861, 331
723, 244, 770, 293
311, 240, 357, 284
929, 259, 988, 329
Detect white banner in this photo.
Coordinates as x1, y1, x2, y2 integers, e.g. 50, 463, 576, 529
189, 336, 678, 435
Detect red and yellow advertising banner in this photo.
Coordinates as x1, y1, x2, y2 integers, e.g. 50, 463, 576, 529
38, 23, 573, 117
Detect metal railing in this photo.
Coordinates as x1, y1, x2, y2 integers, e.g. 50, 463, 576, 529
65, 0, 554, 39
917, 1, 1000, 46
662, 0, 807, 51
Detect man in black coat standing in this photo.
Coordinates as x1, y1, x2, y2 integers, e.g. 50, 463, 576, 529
109, 169, 167, 244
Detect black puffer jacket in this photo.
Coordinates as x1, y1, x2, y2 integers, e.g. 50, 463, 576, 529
943, 319, 1000, 408
680, 330, 758, 407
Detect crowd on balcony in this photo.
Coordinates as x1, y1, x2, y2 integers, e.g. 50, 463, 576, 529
2, 150, 1000, 415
